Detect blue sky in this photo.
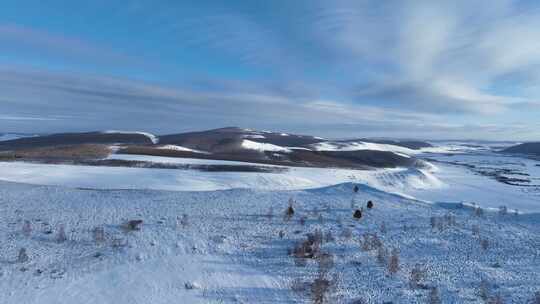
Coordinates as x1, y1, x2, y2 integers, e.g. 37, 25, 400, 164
1, 0, 539, 140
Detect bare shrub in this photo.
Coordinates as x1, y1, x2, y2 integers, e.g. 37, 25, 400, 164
336, 217, 343, 228
180, 214, 189, 228
316, 253, 334, 277
430, 216, 437, 230
56, 224, 67, 243
111, 237, 128, 249
388, 248, 400, 275
279, 230, 285, 239
293, 239, 318, 261
380, 222, 387, 234
285, 199, 295, 221
22, 220, 32, 237
478, 279, 490, 302
294, 255, 307, 267
436, 219, 444, 232
498, 206, 508, 217
311, 277, 331, 304
341, 227, 352, 240
475, 207, 484, 217
472, 224, 480, 236
291, 278, 308, 296
488, 294, 504, 304
324, 231, 335, 243
360, 233, 382, 252
445, 213, 456, 226
480, 238, 489, 251
267, 207, 274, 221
429, 287, 442, 304
17, 248, 29, 263
376, 245, 388, 265
309, 229, 323, 250
531, 291, 540, 304
123, 219, 143, 232
93, 226, 105, 244
409, 264, 427, 289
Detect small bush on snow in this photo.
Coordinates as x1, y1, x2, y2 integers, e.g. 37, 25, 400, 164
266, 207, 274, 221
360, 233, 382, 252
475, 206, 484, 217
429, 287, 442, 304
388, 248, 400, 275
311, 277, 331, 304
123, 219, 143, 232
480, 238, 489, 251
291, 278, 308, 296
341, 227, 352, 240
472, 224, 480, 236
409, 263, 428, 289
284, 199, 295, 222
56, 224, 67, 243
324, 231, 335, 243
531, 291, 540, 304
499, 206, 508, 217
316, 252, 334, 277
93, 226, 105, 244
17, 248, 29, 263
178, 214, 189, 229
376, 244, 388, 266
478, 279, 490, 302
22, 220, 32, 237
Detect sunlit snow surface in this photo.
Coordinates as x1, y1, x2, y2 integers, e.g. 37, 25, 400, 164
0, 141, 538, 211
1, 141, 540, 303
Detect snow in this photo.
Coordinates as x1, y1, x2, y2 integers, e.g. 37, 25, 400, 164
102, 130, 159, 144
1, 140, 540, 303
241, 139, 292, 153
312, 141, 417, 155
0, 157, 441, 194
0, 133, 36, 141
243, 134, 266, 139
1, 180, 539, 303
156, 145, 209, 154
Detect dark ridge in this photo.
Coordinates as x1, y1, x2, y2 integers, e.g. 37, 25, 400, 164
502, 142, 540, 156
0, 132, 153, 151
118, 146, 416, 169
158, 127, 324, 152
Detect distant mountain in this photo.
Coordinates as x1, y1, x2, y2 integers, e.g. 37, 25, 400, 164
158, 127, 324, 152
0, 127, 432, 169
502, 142, 540, 156
0, 133, 37, 142
0, 131, 155, 150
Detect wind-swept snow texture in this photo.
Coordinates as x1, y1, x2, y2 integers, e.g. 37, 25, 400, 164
0, 155, 441, 195
241, 139, 292, 152
0, 181, 539, 303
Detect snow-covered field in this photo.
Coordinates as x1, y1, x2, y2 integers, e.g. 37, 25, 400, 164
1, 141, 539, 303
0, 154, 440, 194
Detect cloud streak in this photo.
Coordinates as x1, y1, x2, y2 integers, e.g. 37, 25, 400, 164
1, 0, 540, 140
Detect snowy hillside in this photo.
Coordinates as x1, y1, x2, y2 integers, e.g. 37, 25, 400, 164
1, 180, 539, 303
1, 134, 539, 303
